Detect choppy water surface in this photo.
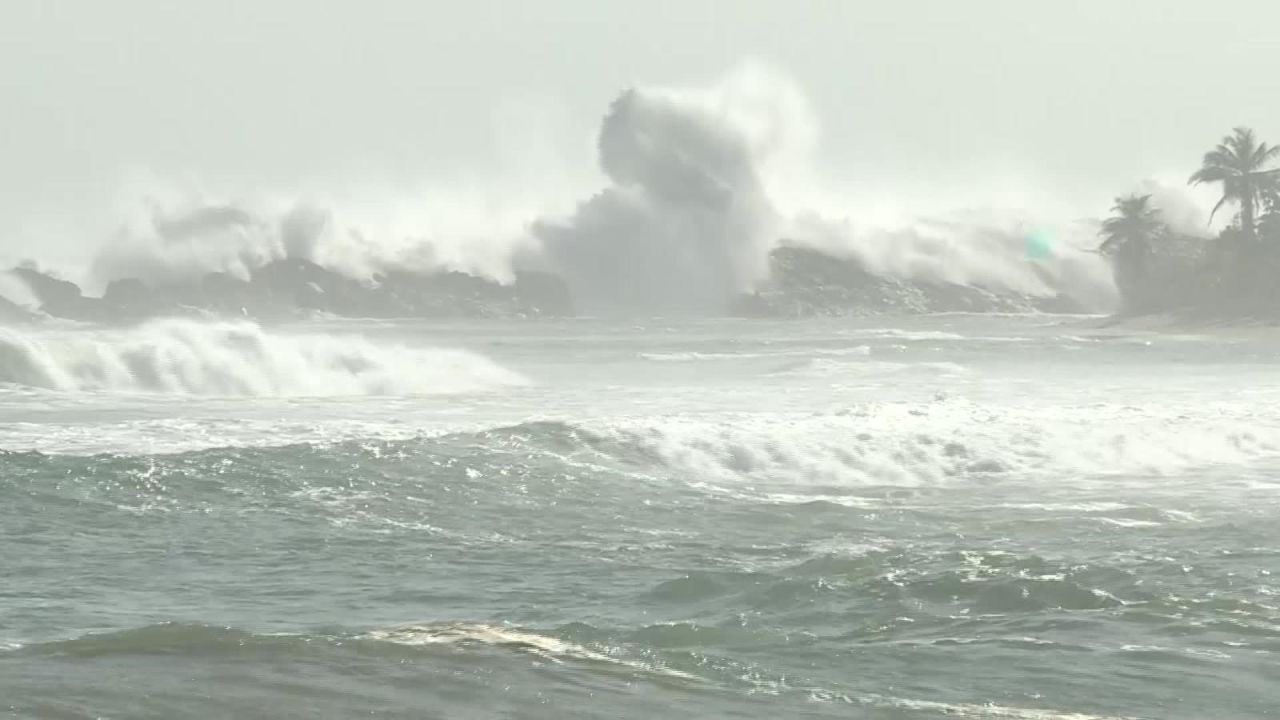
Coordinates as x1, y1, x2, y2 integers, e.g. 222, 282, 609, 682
2, 316, 1278, 719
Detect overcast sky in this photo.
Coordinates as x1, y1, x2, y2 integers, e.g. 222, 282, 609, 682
3, 0, 1279, 266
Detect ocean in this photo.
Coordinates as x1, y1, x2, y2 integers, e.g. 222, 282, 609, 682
1, 314, 1277, 719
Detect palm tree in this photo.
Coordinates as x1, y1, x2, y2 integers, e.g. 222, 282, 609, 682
1099, 194, 1166, 312
1188, 127, 1280, 237
1095, 194, 1167, 310
1099, 194, 1163, 263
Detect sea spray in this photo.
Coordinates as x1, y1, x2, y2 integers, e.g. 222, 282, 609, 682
10, 63, 1119, 316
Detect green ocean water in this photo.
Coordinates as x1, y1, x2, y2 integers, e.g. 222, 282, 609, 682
2, 316, 1278, 719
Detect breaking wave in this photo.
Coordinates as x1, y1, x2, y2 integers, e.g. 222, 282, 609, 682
0, 319, 525, 396
7, 395, 1278, 486
29, 403, 1275, 488
453, 398, 1280, 492
13, 62, 1116, 316
562, 410, 1280, 489
532, 65, 788, 314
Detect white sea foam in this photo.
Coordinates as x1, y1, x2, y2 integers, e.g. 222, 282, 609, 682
0, 319, 525, 396
1097, 518, 1163, 528
639, 346, 872, 362
844, 328, 967, 341
769, 357, 968, 378
592, 402, 1280, 490
863, 695, 1143, 720
366, 622, 699, 680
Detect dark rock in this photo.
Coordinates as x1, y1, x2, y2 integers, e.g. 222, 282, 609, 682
377, 270, 497, 318
96, 260, 573, 321
0, 295, 36, 323
514, 271, 574, 317
103, 277, 210, 320
10, 266, 107, 321
103, 277, 150, 306
733, 246, 1085, 317
102, 277, 160, 318
249, 259, 393, 318
200, 272, 260, 315
13, 267, 81, 306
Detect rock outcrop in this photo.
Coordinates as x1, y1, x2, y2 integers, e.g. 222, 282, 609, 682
733, 246, 1084, 317
7, 245, 1087, 324
0, 296, 35, 323
11, 267, 109, 321
11, 262, 575, 324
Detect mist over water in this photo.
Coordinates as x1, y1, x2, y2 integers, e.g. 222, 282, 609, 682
9, 63, 1124, 316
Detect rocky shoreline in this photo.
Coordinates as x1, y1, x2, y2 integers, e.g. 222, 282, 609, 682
2, 260, 574, 323
731, 246, 1085, 318
2, 246, 1088, 324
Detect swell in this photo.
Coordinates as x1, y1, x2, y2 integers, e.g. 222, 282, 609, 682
0, 620, 1207, 719
3, 621, 697, 683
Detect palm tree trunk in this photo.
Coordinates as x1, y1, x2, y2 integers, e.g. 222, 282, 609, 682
1243, 194, 1256, 237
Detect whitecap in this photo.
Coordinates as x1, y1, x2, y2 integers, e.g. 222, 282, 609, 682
0, 319, 525, 397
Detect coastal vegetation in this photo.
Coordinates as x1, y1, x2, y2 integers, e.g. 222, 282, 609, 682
1102, 127, 1280, 317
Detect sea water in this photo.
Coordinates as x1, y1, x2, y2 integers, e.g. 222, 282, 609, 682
2, 315, 1277, 719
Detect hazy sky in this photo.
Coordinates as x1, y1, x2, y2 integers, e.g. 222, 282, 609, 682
4, 0, 1279, 266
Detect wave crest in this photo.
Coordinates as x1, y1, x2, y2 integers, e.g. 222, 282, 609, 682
0, 320, 525, 396
458, 408, 1280, 490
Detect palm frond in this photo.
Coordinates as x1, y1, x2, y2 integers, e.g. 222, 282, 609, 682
1204, 148, 1238, 166
1098, 194, 1164, 257
1208, 195, 1230, 225
1257, 143, 1280, 167
1190, 128, 1280, 231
